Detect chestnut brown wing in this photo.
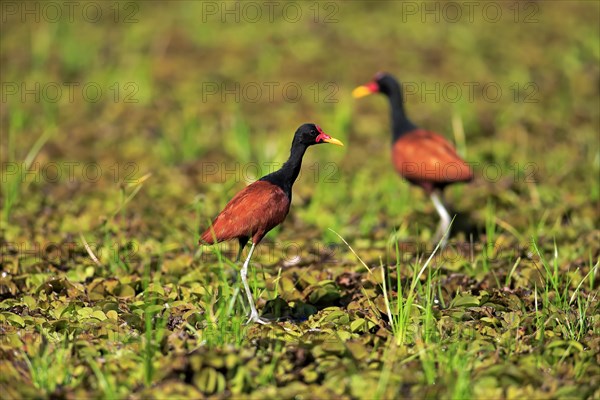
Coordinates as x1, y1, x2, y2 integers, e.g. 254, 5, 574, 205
200, 180, 290, 245
392, 129, 473, 184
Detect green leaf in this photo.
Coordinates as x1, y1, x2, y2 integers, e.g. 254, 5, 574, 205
91, 310, 107, 321
3, 312, 24, 327
452, 294, 480, 308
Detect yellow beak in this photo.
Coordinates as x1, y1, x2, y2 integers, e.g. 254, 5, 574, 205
323, 137, 344, 146
352, 85, 374, 99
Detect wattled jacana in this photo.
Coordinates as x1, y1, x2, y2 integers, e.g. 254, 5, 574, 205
200, 123, 343, 324
353, 73, 473, 247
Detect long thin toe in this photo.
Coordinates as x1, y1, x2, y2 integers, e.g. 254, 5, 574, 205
246, 314, 270, 325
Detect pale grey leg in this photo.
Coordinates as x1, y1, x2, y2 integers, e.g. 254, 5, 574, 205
240, 243, 268, 325
431, 192, 451, 249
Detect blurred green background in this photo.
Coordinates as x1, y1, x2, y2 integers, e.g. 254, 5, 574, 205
1, 1, 599, 398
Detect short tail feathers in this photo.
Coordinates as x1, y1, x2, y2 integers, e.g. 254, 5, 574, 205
450, 158, 474, 183
199, 227, 218, 245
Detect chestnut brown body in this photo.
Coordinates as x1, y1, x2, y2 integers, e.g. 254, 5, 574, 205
200, 180, 290, 245
392, 129, 473, 194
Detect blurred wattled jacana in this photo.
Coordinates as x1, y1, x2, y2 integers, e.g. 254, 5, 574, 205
200, 123, 343, 324
353, 73, 473, 247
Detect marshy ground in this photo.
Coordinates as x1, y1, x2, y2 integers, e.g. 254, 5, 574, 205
1, 2, 599, 398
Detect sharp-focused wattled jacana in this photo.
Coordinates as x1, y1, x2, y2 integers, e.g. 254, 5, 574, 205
353, 73, 473, 247
200, 123, 343, 324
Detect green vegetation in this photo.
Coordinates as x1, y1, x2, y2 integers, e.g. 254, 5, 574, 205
1, 2, 598, 398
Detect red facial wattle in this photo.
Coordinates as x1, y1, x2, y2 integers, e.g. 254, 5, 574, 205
365, 81, 379, 93
315, 126, 330, 143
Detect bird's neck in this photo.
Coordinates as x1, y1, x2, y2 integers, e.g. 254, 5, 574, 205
387, 86, 417, 142
260, 143, 307, 200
